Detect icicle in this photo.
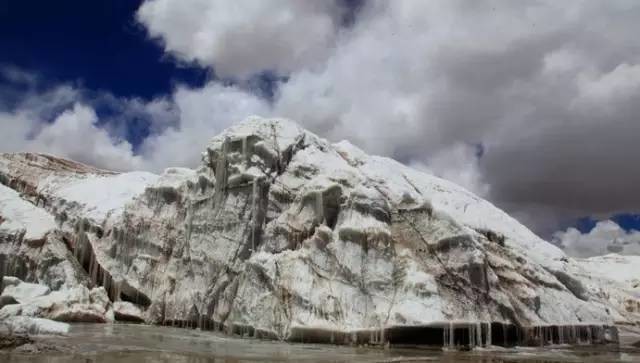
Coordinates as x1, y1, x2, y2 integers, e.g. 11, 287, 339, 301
576, 326, 582, 345
251, 179, 259, 252
242, 136, 248, 164
443, 324, 448, 348
214, 138, 229, 206
475, 322, 481, 348
582, 325, 589, 345
595, 325, 603, 343
486, 322, 492, 347
0, 255, 5, 293
88, 253, 96, 287
114, 280, 121, 302
315, 191, 324, 225
449, 322, 454, 348
150, 274, 156, 302
502, 322, 508, 346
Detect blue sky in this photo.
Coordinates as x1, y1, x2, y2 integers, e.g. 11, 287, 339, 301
1, 1, 639, 256
0, 0, 206, 99
0, 0, 207, 149
575, 214, 640, 234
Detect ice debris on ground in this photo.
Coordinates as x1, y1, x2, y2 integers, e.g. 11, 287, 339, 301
1, 316, 70, 336
0, 278, 113, 324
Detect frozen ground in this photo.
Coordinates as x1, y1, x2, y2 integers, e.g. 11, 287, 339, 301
0, 323, 638, 362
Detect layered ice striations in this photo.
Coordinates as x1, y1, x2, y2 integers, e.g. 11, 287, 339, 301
0, 117, 637, 349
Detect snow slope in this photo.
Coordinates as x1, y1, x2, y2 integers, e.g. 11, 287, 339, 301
333, 140, 566, 269
0, 152, 159, 226
0, 184, 56, 240
576, 254, 640, 287
51, 171, 159, 222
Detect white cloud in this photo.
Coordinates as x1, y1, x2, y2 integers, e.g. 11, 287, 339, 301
0, 75, 268, 172
0, 110, 37, 151
136, 0, 346, 78
553, 220, 640, 258
263, 1, 640, 226
0, 81, 143, 171
410, 143, 489, 198
3, 1, 640, 244
24, 103, 144, 171
139, 82, 270, 169
573, 63, 640, 115
0, 65, 38, 85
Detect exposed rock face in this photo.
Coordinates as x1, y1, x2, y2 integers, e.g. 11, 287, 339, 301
0, 117, 637, 347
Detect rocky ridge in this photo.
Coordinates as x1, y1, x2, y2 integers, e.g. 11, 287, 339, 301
0, 117, 638, 348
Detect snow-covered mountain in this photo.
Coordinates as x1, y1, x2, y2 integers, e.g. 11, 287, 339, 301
1, 117, 638, 347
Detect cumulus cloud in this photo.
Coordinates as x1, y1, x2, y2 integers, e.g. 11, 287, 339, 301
0, 111, 37, 151
553, 220, 640, 258
267, 1, 640, 229
135, 0, 640, 242
410, 143, 490, 198
137, 0, 349, 78
138, 82, 270, 170
0, 70, 268, 171
0, 83, 82, 153
0, 80, 145, 171
3, 1, 640, 249
26, 104, 144, 171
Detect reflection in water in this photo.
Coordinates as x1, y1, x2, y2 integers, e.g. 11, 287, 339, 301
1, 323, 638, 363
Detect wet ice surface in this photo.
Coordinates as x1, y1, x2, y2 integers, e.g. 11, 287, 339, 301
1, 324, 639, 363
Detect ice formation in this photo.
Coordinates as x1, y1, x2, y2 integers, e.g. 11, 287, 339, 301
2, 316, 70, 336
0, 277, 113, 324
0, 117, 637, 348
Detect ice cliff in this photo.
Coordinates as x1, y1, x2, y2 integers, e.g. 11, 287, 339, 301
0, 117, 637, 347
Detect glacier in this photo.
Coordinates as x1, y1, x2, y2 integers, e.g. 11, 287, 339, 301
0, 116, 638, 348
